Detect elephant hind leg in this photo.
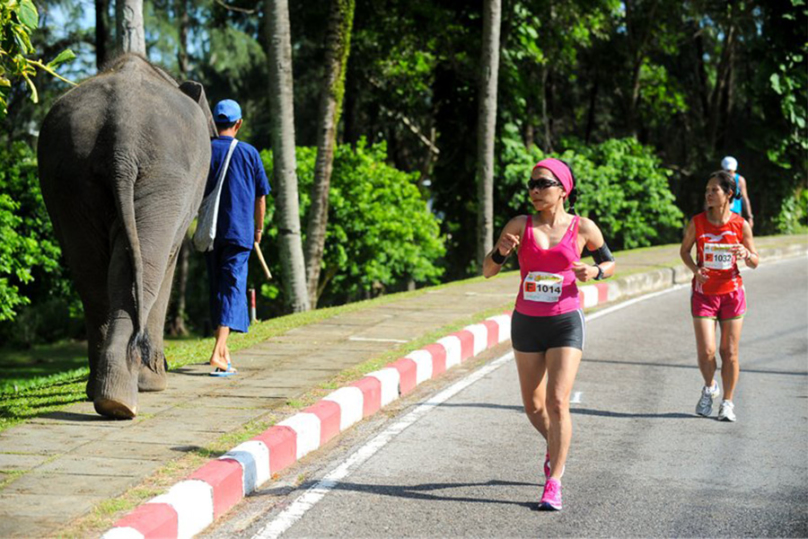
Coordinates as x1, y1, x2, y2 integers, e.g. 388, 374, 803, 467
138, 240, 181, 392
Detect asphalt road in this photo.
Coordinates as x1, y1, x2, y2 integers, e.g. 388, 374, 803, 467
207, 256, 808, 538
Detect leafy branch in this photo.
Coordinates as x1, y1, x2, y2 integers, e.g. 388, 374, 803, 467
0, 0, 76, 118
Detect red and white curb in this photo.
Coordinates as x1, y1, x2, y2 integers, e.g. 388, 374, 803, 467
103, 280, 624, 539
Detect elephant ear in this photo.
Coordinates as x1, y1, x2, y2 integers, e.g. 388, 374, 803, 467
179, 81, 217, 138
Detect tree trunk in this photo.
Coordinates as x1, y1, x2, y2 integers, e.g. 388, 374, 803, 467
540, 64, 554, 152
166, 0, 191, 337
95, 0, 109, 69
167, 238, 190, 336
176, 0, 190, 75
116, 0, 146, 55
265, 0, 311, 313
708, 22, 735, 151
304, 0, 355, 309
475, 0, 501, 272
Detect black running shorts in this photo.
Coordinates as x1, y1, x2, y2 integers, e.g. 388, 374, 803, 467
510, 309, 585, 353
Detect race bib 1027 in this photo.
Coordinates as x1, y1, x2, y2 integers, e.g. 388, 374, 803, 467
704, 243, 735, 270
523, 271, 564, 302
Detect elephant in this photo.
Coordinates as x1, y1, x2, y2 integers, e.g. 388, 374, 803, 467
37, 54, 217, 419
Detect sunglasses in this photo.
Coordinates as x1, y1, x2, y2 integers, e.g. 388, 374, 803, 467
527, 178, 562, 191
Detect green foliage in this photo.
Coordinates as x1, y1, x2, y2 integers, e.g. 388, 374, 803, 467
497, 127, 683, 251
0, 142, 81, 344
260, 140, 446, 309
0, 142, 58, 322
0, 0, 75, 118
774, 187, 808, 234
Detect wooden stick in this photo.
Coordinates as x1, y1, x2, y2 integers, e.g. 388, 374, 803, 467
253, 242, 272, 280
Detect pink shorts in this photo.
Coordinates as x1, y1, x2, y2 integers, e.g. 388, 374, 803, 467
691, 288, 746, 321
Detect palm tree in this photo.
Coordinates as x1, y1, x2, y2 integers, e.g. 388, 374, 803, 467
265, 0, 311, 312
304, 0, 355, 308
476, 0, 502, 271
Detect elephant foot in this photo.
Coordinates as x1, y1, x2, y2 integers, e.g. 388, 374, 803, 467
94, 397, 137, 419
138, 354, 167, 392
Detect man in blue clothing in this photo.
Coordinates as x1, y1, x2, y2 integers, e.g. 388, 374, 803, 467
721, 156, 754, 229
206, 99, 271, 374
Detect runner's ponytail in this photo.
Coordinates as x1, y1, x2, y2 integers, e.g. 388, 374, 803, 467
559, 159, 579, 215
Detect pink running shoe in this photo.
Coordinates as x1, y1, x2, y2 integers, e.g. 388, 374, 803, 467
539, 478, 563, 511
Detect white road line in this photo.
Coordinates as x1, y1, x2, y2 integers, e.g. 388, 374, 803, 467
348, 337, 409, 343
251, 352, 515, 539
570, 391, 583, 404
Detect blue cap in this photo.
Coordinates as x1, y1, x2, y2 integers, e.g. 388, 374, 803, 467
213, 99, 242, 123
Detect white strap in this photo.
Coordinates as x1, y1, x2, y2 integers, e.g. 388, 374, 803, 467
208, 138, 239, 234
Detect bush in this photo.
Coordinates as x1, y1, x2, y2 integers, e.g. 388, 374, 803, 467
774, 187, 808, 234
0, 141, 82, 344
258, 139, 446, 313
496, 128, 684, 251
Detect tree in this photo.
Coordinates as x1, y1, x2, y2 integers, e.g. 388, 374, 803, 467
265, 0, 310, 312
475, 0, 501, 271
0, 0, 74, 118
116, 0, 146, 54
95, 0, 110, 68
304, 0, 355, 308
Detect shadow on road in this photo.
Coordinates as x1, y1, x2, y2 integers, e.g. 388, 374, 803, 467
571, 408, 695, 419
255, 478, 539, 509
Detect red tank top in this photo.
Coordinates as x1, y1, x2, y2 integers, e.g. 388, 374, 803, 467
515, 215, 581, 316
693, 212, 744, 295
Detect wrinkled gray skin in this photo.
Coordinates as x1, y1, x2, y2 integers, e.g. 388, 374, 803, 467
37, 54, 217, 419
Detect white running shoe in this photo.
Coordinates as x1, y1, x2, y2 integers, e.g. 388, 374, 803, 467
696, 383, 720, 416
717, 400, 736, 422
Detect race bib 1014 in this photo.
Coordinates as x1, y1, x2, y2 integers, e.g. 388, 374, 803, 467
704, 243, 735, 270
523, 271, 564, 302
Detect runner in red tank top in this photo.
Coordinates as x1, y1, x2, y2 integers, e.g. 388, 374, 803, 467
680, 170, 759, 422
483, 158, 615, 511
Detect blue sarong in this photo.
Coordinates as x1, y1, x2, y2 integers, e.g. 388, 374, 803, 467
205, 242, 251, 333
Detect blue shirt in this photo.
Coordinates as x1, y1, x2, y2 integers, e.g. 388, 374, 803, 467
205, 136, 271, 249
729, 173, 742, 215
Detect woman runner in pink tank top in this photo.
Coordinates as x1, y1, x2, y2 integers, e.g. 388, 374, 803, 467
483, 158, 615, 511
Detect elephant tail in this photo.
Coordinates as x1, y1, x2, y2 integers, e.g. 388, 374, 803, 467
113, 160, 152, 367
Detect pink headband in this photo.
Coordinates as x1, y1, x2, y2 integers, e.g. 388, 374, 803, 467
532, 158, 573, 194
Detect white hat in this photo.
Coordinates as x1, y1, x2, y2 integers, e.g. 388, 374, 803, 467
721, 156, 738, 171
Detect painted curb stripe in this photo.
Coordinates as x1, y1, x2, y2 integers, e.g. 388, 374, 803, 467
387, 357, 418, 396
253, 425, 296, 474
581, 285, 599, 308
406, 349, 434, 384
463, 324, 489, 356
304, 400, 342, 446
104, 503, 176, 539
350, 377, 382, 418
366, 368, 401, 407
149, 480, 213, 539
278, 413, 321, 460
422, 344, 447, 376
435, 336, 462, 369
219, 440, 271, 495
189, 459, 243, 520
323, 386, 364, 431
101, 527, 146, 539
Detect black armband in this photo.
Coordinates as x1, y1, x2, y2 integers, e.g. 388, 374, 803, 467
592, 243, 615, 265
491, 249, 507, 265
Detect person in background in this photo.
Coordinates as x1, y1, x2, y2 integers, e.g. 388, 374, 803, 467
680, 170, 758, 422
205, 99, 271, 376
721, 156, 754, 229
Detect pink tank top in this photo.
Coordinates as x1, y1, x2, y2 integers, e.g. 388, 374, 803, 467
515, 215, 581, 317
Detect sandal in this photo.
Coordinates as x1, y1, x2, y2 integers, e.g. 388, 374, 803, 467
210, 361, 237, 377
